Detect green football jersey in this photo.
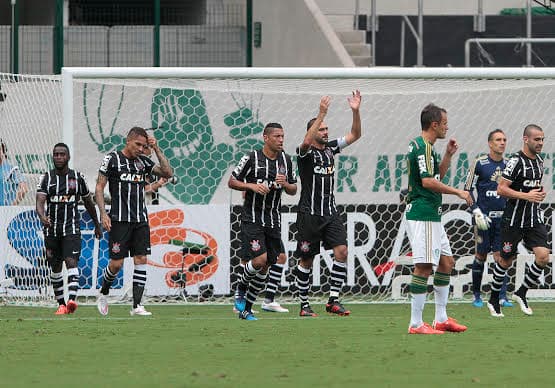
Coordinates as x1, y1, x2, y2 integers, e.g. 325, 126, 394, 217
405, 136, 442, 221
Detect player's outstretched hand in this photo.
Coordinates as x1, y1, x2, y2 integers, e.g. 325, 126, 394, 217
446, 139, 459, 156
347, 90, 361, 111
319, 96, 331, 115
473, 208, 491, 231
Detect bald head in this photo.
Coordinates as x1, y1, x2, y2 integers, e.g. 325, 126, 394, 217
522, 123, 544, 157
523, 124, 543, 137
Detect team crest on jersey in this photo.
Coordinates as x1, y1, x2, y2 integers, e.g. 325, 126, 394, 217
502, 242, 513, 253
112, 242, 121, 254
325, 148, 333, 158
134, 159, 145, 171
250, 239, 261, 252
490, 167, 503, 183
68, 178, 77, 190
46, 249, 54, 259
299, 241, 311, 253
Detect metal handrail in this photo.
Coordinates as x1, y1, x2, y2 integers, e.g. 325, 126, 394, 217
354, 0, 360, 29
400, 16, 422, 67
465, 37, 555, 67
399, 0, 423, 67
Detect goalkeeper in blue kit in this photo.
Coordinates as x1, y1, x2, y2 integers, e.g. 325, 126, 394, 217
464, 129, 512, 308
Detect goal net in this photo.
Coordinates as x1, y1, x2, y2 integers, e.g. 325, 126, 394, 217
1, 67, 554, 306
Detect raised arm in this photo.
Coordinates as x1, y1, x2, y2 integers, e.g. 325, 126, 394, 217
344, 90, 361, 145
95, 173, 111, 232
439, 138, 458, 179
300, 96, 330, 153
148, 136, 173, 178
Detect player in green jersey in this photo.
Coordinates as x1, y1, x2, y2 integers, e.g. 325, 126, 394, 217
405, 103, 473, 334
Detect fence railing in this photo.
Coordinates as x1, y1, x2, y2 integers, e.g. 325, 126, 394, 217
0, 5, 246, 74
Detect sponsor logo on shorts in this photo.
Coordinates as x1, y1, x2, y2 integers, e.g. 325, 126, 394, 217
250, 239, 261, 252
300, 241, 310, 253
502, 242, 512, 253
112, 242, 121, 254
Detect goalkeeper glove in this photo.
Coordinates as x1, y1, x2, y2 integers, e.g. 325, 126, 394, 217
473, 208, 491, 231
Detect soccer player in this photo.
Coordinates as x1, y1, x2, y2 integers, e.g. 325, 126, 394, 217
293, 91, 361, 317
0, 139, 28, 206
464, 129, 513, 308
232, 192, 287, 314
405, 103, 472, 334
95, 127, 173, 316
229, 122, 297, 320
36, 143, 102, 315
487, 124, 548, 317
233, 192, 288, 314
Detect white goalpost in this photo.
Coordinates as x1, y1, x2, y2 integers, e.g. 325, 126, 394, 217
1, 67, 554, 305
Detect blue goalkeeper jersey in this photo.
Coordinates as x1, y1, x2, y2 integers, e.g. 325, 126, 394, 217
464, 154, 506, 214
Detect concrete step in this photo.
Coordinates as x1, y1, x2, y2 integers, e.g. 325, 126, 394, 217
352, 55, 372, 67
344, 43, 371, 57
326, 14, 355, 31
336, 30, 366, 44
316, 0, 359, 14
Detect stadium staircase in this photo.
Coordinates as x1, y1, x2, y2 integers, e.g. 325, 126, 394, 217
316, 0, 372, 66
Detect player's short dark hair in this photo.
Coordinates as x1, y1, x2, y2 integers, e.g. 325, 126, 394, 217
53, 142, 70, 156
306, 118, 317, 131
127, 126, 148, 140
420, 103, 446, 130
0, 139, 6, 154
487, 129, 505, 141
523, 124, 543, 137
263, 122, 283, 135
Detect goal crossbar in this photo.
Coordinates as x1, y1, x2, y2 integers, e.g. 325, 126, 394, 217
61, 66, 555, 159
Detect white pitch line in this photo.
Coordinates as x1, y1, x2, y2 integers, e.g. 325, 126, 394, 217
0, 315, 361, 322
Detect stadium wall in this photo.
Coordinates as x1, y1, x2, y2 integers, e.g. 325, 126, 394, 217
252, 0, 354, 67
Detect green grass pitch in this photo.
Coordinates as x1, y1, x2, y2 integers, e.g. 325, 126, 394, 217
1, 303, 553, 387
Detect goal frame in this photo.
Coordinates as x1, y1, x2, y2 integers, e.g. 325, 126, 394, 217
57, 66, 555, 301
